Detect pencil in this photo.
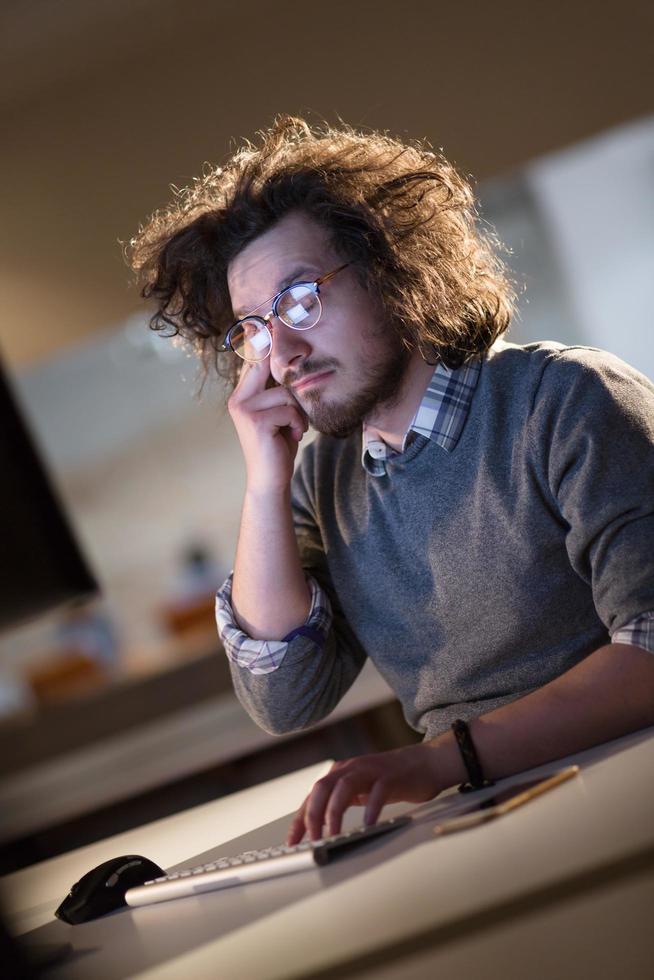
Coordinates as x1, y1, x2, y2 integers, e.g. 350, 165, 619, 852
433, 765, 580, 835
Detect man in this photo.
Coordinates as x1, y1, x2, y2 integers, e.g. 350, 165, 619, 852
130, 116, 654, 844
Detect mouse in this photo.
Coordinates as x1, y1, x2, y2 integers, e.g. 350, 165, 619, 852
55, 854, 165, 924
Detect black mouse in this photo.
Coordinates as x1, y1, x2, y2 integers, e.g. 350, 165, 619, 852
55, 854, 165, 924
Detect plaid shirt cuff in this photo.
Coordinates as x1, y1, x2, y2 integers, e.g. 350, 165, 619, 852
611, 611, 654, 654
215, 574, 332, 674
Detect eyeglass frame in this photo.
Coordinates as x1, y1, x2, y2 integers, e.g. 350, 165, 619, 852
220, 262, 350, 360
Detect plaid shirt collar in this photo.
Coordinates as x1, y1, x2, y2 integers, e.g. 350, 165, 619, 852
362, 356, 483, 476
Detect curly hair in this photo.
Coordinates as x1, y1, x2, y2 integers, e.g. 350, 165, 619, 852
127, 116, 515, 390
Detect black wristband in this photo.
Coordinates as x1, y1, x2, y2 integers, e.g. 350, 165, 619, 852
451, 719, 495, 793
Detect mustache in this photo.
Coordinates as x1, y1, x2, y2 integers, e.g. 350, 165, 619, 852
281, 358, 340, 388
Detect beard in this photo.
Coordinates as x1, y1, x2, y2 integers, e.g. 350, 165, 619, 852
282, 335, 411, 439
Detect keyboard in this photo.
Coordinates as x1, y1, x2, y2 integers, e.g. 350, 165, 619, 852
125, 814, 411, 908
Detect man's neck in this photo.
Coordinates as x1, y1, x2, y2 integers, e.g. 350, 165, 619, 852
366, 353, 435, 452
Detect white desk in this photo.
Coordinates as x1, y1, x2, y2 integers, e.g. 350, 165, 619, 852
3, 728, 654, 980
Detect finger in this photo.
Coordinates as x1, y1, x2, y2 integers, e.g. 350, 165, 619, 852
363, 779, 390, 827
304, 776, 338, 841
246, 386, 309, 421
231, 379, 309, 440
325, 773, 370, 837
286, 798, 309, 846
287, 762, 348, 845
257, 405, 307, 441
233, 358, 271, 399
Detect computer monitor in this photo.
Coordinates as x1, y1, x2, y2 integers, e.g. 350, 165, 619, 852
0, 350, 98, 976
0, 353, 97, 632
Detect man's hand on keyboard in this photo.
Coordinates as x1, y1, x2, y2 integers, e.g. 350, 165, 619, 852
286, 743, 443, 844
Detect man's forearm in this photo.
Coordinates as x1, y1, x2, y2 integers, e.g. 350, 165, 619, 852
428, 643, 654, 786
231, 487, 311, 640
287, 642, 654, 842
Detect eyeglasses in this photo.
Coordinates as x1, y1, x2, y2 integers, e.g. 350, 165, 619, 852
222, 263, 349, 362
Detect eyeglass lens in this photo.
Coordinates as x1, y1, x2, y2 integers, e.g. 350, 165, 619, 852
229, 284, 322, 361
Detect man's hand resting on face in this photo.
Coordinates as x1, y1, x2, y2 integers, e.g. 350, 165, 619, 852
286, 743, 445, 844
228, 356, 312, 641
227, 358, 309, 496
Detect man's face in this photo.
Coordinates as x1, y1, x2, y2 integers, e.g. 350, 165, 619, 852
227, 211, 410, 438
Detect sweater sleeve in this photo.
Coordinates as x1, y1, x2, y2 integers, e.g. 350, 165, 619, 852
528, 347, 654, 636
216, 445, 367, 736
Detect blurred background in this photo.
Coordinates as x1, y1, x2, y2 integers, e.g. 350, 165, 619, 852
0, 0, 652, 871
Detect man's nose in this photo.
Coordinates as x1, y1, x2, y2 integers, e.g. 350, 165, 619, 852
269, 319, 312, 374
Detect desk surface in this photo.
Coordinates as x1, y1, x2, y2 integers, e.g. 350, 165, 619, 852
3, 728, 654, 980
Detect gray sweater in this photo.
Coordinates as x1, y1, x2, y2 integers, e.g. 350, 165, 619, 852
226, 342, 654, 738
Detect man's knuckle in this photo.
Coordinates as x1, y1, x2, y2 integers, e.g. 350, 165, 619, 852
227, 396, 244, 417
